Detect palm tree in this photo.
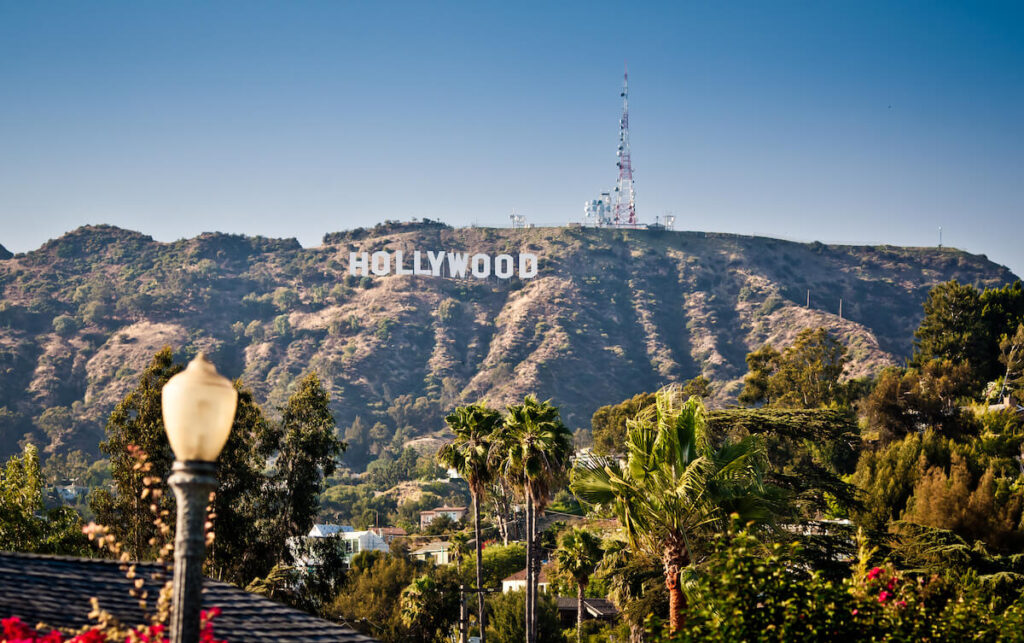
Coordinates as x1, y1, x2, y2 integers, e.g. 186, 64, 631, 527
570, 388, 772, 633
437, 403, 502, 643
494, 395, 573, 643
555, 527, 603, 643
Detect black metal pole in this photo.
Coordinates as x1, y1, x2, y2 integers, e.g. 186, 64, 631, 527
168, 460, 217, 643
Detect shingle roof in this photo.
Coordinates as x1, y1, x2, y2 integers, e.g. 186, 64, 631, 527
502, 562, 553, 583
0, 552, 376, 642
555, 597, 619, 618
410, 541, 450, 554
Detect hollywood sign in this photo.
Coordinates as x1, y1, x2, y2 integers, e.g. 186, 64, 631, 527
348, 251, 539, 280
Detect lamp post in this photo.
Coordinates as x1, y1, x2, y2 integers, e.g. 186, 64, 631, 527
161, 353, 237, 643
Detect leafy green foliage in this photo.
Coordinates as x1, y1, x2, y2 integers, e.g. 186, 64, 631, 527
738, 328, 848, 409
651, 525, 1024, 642
572, 388, 773, 631
90, 347, 180, 559
262, 372, 344, 561
484, 590, 561, 643
590, 391, 656, 456
0, 444, 89, 555
859, 360, 976, 443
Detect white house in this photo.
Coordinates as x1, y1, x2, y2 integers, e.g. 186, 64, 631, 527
309, 523, 354, 538
502, 563, 554, 593
339, 530, 388, 562
290, 524, 387, 567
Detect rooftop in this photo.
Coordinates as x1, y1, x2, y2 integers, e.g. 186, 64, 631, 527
0, 552, 375, 642
503, 562, 553, 584
556, 596, 619, 618
420, 506, 467, 514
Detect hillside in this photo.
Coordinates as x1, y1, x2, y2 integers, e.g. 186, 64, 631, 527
0, 221, 1017, 465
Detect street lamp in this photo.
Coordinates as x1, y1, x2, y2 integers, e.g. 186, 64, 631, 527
162, 353, 237, 643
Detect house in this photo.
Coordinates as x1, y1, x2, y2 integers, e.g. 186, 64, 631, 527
419, 505, 467, 530
338, 530, 388, 562
555, 597, 619, 627
53, 484, 88, 503
501, 562, 554, 593
411, 540, 452, 565
368, 526, 407, 544
308, 523, 354, 538
0, 552, 376, 642
290, 524, 388, 567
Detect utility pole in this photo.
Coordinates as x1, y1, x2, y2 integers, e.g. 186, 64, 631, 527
459, 585, 467, 643
839, 298, 843, 320
806, 290, 810, 308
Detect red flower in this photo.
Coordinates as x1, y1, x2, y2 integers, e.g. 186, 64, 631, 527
851, 609, 859, 616
897, 600, 907, 608
878, 590, 891, 603
3, 616, 35, 639
867, 567, 882, 580
887, 577, 897, 590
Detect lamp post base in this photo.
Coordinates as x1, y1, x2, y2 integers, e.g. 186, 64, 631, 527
168, 460, 217, 643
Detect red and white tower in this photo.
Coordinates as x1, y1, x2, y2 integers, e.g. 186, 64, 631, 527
613, 66, 637, 226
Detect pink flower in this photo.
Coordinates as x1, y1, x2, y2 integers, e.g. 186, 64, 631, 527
867, 567, 882, 580
887, 577, 897, 590
851, 609, 859, 616
897, 600, 907, 608
878, 590, 891, 603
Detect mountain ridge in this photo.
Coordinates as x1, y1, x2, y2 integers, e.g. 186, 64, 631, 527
0, 222, 1017, 466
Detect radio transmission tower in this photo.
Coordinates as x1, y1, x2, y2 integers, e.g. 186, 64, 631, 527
613, 66, 637, 226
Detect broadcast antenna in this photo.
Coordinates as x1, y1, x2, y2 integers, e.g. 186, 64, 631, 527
613, 65, 637, 226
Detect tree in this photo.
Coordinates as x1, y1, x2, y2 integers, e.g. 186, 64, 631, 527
738, 329, 848, 409
737, 345, 780, 407
591, 392, 657, 456
329, 550, 421, 640
571, 388, 772, 633
437, 403, 502, 643
263, 372, 344, 563
485, 590, 561, 643
0, 444, 89, 555
859, 360, 975, 443
912, 280, 987, 377
494, 396, 573, 643
205, 384, 279, 585
554, 527, 603, 643
90, 347, 180, 559
596, 542, 666, 643
998, 322, 1024, 400
400, 572, 461, 643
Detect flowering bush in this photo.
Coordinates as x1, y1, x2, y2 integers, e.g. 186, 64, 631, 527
2, 608, 226, 643
646, 525, 1024, 642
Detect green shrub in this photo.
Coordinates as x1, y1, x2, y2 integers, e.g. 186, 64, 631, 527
51, 315, 79, 337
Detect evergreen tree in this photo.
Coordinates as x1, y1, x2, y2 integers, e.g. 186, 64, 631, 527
206, 385, 279, 584
265, 372, 344, 562
911, 280, 987, 374
90, 347, 180, 559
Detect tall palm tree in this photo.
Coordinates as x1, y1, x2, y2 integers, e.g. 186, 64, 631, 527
494, 395, 573, 643
570, 388, 772, 633
555, 527, 603, 643
437, 403, 502, 643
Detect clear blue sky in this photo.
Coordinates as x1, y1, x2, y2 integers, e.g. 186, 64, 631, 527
1, 1, 1021, 277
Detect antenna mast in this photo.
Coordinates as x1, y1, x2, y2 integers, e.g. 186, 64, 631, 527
613, 66, 637, 226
